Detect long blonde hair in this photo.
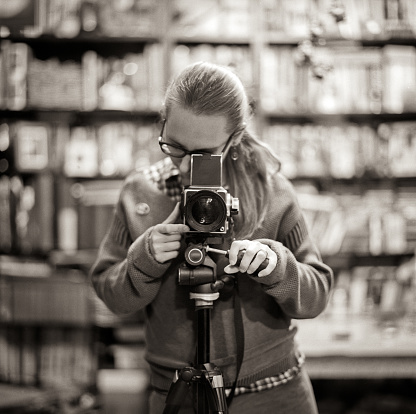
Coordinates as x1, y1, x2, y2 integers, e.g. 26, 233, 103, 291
163, 62, 280, 238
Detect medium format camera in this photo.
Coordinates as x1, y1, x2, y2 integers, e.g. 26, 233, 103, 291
181, 153, 239, 236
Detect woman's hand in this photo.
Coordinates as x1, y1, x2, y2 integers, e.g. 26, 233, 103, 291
224, 239, 277, 277
149, 203, 190, 263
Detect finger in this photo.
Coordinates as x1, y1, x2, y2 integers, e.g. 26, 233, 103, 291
228, 240, 249, 265
154, 249, 181, 264
152, 232, 183, 244
257, 261, 276, 277
246, 249, 269, 275
157, 223, 189, 235
163, 202, 182, 224
257, 251, 277, 277
224, 264, 240, 274
152, 240, 182, 253
237, 242, 264, 272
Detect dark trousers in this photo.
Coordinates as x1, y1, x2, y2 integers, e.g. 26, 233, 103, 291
149, 368, 319, 414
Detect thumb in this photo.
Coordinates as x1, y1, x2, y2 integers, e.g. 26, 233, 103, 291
163, 202, 182, 224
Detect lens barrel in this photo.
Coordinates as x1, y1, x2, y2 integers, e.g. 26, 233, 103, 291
184, 190, 227, 233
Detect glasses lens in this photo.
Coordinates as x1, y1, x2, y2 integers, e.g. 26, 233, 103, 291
160, 142, 185, 157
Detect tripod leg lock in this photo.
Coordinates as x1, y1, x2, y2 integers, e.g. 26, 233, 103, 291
200, 363, 228, 413
164, 367, 201, 413
164, 364, 228, 413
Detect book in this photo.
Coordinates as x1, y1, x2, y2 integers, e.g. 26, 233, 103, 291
381, 122, 416, 177
64, 126, 98, 177
13, 122, 50, 173
27, 58, 83, 110
70, 179, 123, 250
98, 0, 157, 38
0, 176, 12, 253
382, 45, 416, 113
2, 41, 30, 111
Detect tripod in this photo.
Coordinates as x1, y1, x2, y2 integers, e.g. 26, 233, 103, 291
163, 241, 234, 414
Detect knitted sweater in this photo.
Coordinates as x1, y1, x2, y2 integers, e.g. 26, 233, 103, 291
89, 160, 333, 391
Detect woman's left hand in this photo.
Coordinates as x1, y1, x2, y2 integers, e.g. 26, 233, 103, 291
224, 240, 277, 277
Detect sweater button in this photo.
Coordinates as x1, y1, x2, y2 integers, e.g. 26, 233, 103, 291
135, 202, 150, 215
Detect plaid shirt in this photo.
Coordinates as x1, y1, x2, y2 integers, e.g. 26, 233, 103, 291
142, 157, 182, 201
141, 157, 305, 394
229, 352, 304, 396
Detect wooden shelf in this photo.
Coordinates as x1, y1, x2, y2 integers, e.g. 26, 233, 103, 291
305, 356, 416, 379
264, 111, 416, 123
297, 318, 416, 378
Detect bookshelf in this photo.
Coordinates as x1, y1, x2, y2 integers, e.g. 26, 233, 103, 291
0, 0, 416, 411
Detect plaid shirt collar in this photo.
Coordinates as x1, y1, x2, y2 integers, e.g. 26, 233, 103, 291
142, 157, 183, 201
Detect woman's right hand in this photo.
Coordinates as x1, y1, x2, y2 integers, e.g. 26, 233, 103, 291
149, 203, 190, 263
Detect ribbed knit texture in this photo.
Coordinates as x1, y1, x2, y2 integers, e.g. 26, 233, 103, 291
90, 161, 333, 392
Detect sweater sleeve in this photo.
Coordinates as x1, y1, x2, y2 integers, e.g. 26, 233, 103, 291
252, 232, 333, 319
89, 181, 173, 315
248, 176, 334, 319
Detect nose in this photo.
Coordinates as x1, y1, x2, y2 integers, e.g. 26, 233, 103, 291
179, 154, 191, 175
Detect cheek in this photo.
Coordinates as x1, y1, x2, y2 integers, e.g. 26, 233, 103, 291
170, 157, 181, 169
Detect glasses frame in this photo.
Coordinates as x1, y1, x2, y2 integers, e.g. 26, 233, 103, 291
158, 119, 236, 159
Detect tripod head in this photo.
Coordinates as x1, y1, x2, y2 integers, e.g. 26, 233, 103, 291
178, 238, 235, 309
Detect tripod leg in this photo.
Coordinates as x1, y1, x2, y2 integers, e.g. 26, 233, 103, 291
163, 368, 195, 414
201, 363, 228, 414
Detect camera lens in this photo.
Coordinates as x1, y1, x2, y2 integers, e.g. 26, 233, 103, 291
185, 190, 227, 233
192, 196, 221, 225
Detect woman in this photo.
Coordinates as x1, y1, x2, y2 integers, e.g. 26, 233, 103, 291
90, 62, 333, 413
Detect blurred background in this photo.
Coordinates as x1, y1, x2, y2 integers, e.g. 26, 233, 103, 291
0, 0, 415, 413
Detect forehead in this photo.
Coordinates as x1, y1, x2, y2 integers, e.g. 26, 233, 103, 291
167, 105, 229, 149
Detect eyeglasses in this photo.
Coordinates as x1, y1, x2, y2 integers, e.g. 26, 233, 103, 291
158, 119, 236, 158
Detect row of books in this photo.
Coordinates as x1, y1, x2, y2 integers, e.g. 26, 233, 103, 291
4, 118, 416, 180
331, 260, 415, 318
5, 173, 415, 257
297, 259, 416, 356
0, 0, 159, 39
296, 185, 416, 256
2, 174, 414, 257
0, 265, 94, 325
0, 173, 121, 254
0, 326, 96, 388
263, 0, 416, 40
323, 259, 416, 338
5, 0, 416, 42
171, 0, 251, 39
62, 121, 164, 178
0, 41, 164, 111
171, 44, 254, 89
264, 121, 416, 179
261, 44, 416, 114
0, 174, 54, 255
0, 265, 97, 386
1, 120, 163, 177
2, 40, 416, 115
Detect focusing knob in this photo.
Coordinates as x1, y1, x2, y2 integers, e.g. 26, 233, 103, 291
185, 245, 205, 266
231, 197, 239, 215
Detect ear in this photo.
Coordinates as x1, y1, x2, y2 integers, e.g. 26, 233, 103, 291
232, 122, 247, 145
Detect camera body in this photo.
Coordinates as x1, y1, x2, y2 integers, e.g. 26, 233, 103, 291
182, 153, 239, 236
